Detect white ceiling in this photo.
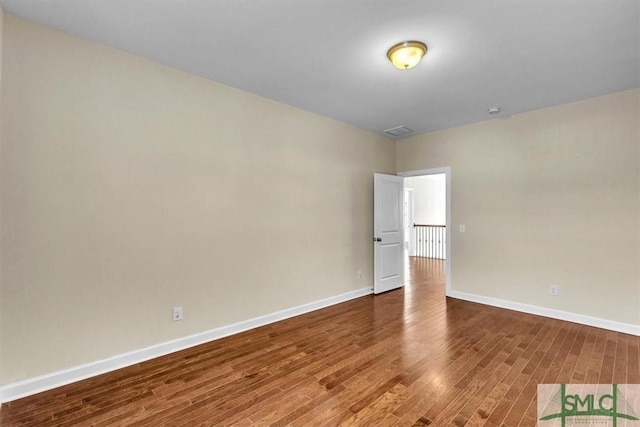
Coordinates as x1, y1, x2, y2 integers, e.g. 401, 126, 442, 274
1, 0, 638, 138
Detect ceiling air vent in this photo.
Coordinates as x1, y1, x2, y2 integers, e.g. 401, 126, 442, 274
384, 125, 414, 137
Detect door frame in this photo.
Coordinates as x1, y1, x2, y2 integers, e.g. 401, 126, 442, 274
397, 167, 452, 296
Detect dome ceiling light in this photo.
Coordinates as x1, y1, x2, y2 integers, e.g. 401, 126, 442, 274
387, 41, 427, 70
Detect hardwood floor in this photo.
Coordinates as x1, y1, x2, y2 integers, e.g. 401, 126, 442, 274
2, 257, 637, 426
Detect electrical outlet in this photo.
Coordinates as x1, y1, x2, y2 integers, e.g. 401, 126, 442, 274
549, 285, 558, 296
459, 224, 466, 233
173, 306, 183, 321
357, 270, 364, 279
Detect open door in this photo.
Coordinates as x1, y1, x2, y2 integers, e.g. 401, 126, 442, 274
374, 173, 405, 294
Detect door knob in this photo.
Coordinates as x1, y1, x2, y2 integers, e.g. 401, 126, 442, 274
374, 237, 382, 242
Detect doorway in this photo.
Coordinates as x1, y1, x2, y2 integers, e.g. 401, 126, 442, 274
404, 174, 446, 259
398, 167, 451, 296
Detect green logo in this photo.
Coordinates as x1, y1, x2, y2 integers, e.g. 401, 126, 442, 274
539, 384, 640, 426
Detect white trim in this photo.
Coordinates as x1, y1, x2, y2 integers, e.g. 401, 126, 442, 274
397, 167, 452, 296
449, 290, 640, 336
0, 287, 373, 403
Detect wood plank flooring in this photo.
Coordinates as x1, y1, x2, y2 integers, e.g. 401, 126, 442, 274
1, 257, 637, 426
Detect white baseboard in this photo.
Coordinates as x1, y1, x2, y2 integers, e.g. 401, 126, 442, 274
448, 290, 640, 336
0, 287, 373, 403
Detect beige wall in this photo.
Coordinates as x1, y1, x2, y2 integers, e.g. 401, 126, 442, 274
0, 16, 395, 385
397, 89, 640, 325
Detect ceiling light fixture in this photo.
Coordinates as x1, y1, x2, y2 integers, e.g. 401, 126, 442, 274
387, 41, 427, 70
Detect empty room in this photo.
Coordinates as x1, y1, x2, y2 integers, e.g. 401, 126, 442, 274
0, 1, 639, 426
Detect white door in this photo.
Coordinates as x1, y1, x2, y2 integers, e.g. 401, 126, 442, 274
374, 173, 405, 294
